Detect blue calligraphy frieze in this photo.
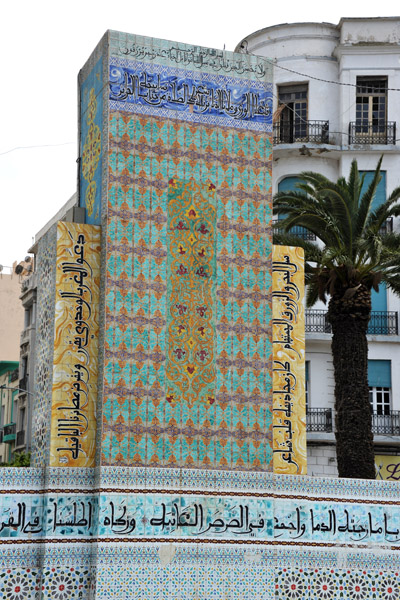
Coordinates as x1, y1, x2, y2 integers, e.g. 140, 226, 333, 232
109, 64, 272, 124
1, 492, 400, 544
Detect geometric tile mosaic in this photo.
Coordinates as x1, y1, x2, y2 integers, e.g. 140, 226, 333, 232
100, 29, 273, 471
0, 467, 399, 598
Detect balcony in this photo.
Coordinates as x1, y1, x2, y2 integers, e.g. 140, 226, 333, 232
273, 120, 329, 145
348, 121, 396, 145
307, 408, 333, 432
368, 312, 398, 335
306, 408, 400, 436
2, 423, 16, 442
372, 411, 400, 435
273, 220, 316, 241
305, 310, 398, 336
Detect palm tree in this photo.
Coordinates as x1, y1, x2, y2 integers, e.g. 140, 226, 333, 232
273, 158, 400, 479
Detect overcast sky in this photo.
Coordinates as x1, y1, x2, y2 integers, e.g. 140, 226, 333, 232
1, 1, 399, 269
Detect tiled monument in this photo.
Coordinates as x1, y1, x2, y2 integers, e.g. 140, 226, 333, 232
0, 31, 399, 600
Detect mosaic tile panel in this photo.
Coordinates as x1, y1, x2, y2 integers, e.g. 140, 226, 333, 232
79, 55, 104, 225
90, 31, 274, 471
1, 553, 399, 600
1, 491, 400, 546
1, 468, 400, 546
0, 467, 399, 598
31, 225, 57, 467
102, 113, 273, 470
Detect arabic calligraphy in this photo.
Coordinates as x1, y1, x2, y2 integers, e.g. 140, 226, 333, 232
274, 505, 400, 543
375, 455, 400, 480
1, 495, 400, 545
117, 43, 267, 79
109, 65, 272, 123
50, 223, 100, 467
272, 247, 306, 474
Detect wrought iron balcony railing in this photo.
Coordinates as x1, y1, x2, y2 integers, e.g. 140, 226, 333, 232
306, 408, 333, 432
305, 310, 332, 333
306, 408, 400, 436
305, 310, 398, 336
273, 120, 329, 145
273, 220, 316, 241
368, 311, 398, 335
349, 121, 396, 145
372, 411, 400, 435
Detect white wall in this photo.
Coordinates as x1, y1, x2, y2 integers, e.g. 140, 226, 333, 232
306, 341, 335, 409
307, 445, 338, 477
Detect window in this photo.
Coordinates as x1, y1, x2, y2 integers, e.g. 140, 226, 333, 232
355, 77, 389, 142
356, 77, 387, 129
18, 407, 25, 432
277, 84, 308, 142
359, 170, 386, 212
368, 360, 391, 416
24, 304, 34, 329
305, 361, 310, 412
277, 177, 316, 240
369, 387, 391, 415
19, 357, 28, 391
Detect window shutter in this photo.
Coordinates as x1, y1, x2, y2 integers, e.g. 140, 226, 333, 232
359, 170, 386, 211
368, 360, 391, 388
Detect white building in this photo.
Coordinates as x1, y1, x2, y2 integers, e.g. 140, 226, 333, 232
236, 17, 400, 478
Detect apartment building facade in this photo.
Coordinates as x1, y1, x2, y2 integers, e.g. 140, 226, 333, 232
236, 17, 400, 478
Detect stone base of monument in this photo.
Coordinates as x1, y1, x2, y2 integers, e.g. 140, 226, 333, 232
0, 467, 399, 599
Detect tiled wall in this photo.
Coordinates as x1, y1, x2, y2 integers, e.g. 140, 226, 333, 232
0, 468, 399, 598
31, 225, 57, 467
99, 32, 273, 469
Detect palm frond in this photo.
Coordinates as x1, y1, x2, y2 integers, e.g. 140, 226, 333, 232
367, 186, 400, 231
272, 156, 400, 305
354, 156, 383, 238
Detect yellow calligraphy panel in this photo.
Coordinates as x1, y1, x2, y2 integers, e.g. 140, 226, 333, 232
50, 222, 101, 467
272, 246, 306, 474
375, 455, 400, 481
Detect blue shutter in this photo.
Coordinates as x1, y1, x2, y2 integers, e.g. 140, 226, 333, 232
371, 281, 387, 312
359, 170, 386, 212
278, 177, 306, 236
360, 172, 387, 324
368, 360, 391, 388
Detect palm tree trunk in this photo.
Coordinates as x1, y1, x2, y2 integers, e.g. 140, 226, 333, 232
328, 287, 375, 479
